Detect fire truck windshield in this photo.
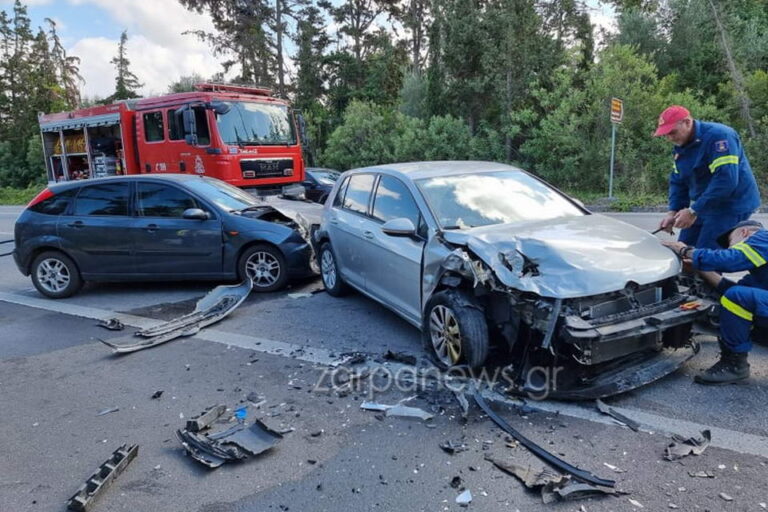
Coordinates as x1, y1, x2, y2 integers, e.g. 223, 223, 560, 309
215, 102, 296, 146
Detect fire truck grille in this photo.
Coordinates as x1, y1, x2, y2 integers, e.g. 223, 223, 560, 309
240, 159, 294, 179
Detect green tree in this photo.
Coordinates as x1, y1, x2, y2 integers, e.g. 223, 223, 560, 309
107, 30, 142, 101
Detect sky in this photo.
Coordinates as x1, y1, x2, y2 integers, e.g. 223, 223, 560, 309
1, 0, 617, 101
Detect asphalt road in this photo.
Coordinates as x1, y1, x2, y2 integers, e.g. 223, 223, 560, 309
1, 205, 768, 512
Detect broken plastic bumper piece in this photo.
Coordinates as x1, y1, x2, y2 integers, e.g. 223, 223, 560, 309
66, 444, 138, 511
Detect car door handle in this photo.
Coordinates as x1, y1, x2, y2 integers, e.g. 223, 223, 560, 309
329, 217, 338, 225
144, 224, 158, 233
363, 231, 374, 239
67, 221, 84, 228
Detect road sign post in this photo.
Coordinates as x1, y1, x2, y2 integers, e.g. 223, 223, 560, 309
609, 97, 623, 199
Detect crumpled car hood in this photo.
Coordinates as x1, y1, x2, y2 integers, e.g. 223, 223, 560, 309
441, 214, 680, 298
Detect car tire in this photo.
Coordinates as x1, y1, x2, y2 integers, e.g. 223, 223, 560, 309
319, 243, 350, 296
423, 290, 489, 369
238, 244, 289, 292
30, 251, 83, 299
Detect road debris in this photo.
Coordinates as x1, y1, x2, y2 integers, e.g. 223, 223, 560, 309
385, 404, 434, 421
455, 489, 472, 507
719, 492, 734, 501
473, 391, 615, 487
450, 476, 463, 488
628, 498, 645, 508
361, 400, 434, 420
96, 407, 119, 417
664, 430, 711, 461
453, 391, 470, 419
688, 470, 715, 478
440, 440, 468, 455
382, 350, 418, 366
97, 318, 124, 331
487, 456, 624, 504
66, 444, 138, 511
186, 405, 227, 433
176, 417, 283, 469
288, 292, 313, 299
595, 399, 641, 432
602, 462, 626, 473
98, 281, 251, 354
151, 390, 163, 399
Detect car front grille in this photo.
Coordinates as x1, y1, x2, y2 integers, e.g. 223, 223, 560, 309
240, 159, 294, 179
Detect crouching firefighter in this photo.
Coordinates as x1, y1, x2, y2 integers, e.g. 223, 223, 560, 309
663, 220, 768, 384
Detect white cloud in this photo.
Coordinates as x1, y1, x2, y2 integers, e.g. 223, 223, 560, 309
66, 0, 229, 98
0, 0, 53, 5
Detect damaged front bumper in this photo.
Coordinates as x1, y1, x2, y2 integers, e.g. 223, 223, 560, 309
562, 294, 712, 365
523, 342, 700, 400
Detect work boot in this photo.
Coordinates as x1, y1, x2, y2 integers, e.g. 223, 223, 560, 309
694, 344, 750, 385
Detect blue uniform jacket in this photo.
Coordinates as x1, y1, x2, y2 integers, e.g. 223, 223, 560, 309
692, 229, 768, 293
668, 120, 760, 216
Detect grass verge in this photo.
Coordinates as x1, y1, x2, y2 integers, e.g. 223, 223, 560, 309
0, 186, 40, 205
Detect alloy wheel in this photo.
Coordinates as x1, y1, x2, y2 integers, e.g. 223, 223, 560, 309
36, 258, 71, 294
429, 305, 462, 366
245, 251, 281, 288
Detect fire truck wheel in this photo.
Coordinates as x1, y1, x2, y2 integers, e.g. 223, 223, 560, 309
238, 244, 288, 292
31, 251, 83, 299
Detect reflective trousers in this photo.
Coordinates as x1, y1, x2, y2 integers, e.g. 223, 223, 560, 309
719, 285, 768, 353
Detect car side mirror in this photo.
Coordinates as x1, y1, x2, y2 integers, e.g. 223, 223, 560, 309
182, 208, 209, 220
381, 217, 416, 237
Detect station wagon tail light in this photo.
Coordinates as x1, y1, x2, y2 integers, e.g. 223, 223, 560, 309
27, 188, 54, 209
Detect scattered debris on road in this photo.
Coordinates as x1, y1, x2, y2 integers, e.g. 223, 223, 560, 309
151, 390, 163, 399
98, 281, 251, 354
382, 350, 418, 366
628, 497, 645, 508
473, 391, 615, 487
66, 444, 138, 511
440, 440, 468, 455
176, 404, 283, 469
97, 318, 125, 331
360, 401, 434, 421
455, 489, 472, 507
688, 470, 715, 478
487, 455, 624, 503
186, 405, 227, 432
664, 430, 711, 461
719, 492, 734, 502
595, 399, 641, 432
96, 407, 119, 417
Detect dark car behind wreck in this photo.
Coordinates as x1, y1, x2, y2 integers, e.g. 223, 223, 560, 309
316, 161, 712, 399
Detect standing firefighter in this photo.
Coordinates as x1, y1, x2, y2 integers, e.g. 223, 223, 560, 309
654, 105, 760, 249
664, 220, 767, 384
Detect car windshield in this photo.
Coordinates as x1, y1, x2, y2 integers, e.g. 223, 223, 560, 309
416, 170, 584, 229
309, 170, 340, 185
215, 101, 296, 146
184, 177, 260, 211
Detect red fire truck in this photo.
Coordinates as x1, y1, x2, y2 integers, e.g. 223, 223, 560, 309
37, 83, 307, 195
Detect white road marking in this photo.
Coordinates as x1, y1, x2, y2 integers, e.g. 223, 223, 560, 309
1, 290, 768, 459
0, 291, 338, 365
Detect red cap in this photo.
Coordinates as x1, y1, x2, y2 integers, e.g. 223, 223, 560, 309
654, 105, 690, 136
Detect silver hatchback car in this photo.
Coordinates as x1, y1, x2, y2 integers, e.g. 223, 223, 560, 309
315, 162, 710, 398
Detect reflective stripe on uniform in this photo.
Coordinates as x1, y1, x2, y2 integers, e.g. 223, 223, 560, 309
732, 242, 767, 267
721, 295, 754, 321
673, 162, 679, 174
709, 155, 739, 173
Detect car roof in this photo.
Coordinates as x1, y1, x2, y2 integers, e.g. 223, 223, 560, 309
346, 161, 523, 180
49, 173, 208, 192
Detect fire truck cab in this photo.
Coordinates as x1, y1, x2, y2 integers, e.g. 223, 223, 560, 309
38, 83, 307, 195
